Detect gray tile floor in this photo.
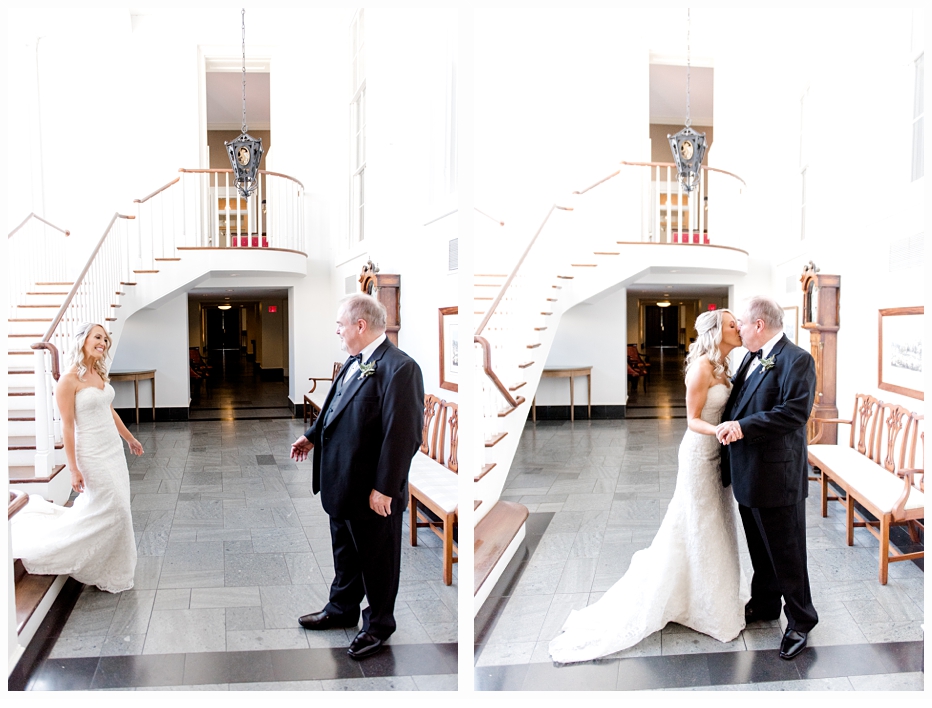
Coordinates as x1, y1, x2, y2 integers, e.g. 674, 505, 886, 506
48, 416, 457, 689
476, 414, 924, 689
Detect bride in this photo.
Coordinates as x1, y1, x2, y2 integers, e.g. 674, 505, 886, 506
549, 309, 751, 663
11, 323, 143, 593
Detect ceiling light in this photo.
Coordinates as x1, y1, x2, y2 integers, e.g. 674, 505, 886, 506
218, 305, 232, 310
225, 297, 231, 300
657, 301, 671, 308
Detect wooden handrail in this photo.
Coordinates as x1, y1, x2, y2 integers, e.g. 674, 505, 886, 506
41, 213, 135, 343
134, 177, 181, 204
573, 170, 621, 196
8, 213, 70, 239
475, 335, 525, 410
178, 167, 305, 190
30, 342, 62, 381
475, 208, 504, 226
9, 490, 29, 520
619, 160, 747, 187
474, 203, 573, 337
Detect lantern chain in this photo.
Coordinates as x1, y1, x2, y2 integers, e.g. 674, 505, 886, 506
685, 8, 691, 128
241, 8, 248, 134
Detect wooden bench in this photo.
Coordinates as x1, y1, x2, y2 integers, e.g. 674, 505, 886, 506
408, 394, 459, 585
809, 393, 924, 584
303, 362, 343, 425
474, 500, 529, 597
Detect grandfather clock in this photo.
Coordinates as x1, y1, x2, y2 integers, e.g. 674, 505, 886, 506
801, 262, 840, 444
359, 260, 401, 346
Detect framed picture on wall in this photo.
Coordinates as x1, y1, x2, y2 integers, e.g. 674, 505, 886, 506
878, 306, 923, 400
782, 306, 798, 345
439, 306, 458, 392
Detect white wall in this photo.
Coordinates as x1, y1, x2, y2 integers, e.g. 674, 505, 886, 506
258, 298, 285, 370
539, 287, 629, 407
110, 292, 189, 409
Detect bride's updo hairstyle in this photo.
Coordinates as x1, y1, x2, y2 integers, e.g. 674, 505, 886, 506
68, 322, 111, 383
684, 309, 733, 381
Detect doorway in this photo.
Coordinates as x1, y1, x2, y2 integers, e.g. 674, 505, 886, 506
645, 305, 679, 348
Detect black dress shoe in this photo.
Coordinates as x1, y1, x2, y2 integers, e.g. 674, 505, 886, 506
779, 628, 808, 660
347, 631, 384, 659
298, 610, 358, 630
744, 605, 781, 623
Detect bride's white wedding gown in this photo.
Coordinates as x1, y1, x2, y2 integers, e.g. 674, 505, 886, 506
12, 384, 136, 593
549, 383, 750, 663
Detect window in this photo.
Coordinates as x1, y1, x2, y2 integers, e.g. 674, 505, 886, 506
800, 89, 809, 239
350, 10, 366, 245
911, 54, 924, 182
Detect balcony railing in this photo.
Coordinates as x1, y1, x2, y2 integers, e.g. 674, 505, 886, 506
135, 168, 307, 270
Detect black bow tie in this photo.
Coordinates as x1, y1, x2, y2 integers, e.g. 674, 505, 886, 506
752, 350, 764, 360
351, 353, 363, 364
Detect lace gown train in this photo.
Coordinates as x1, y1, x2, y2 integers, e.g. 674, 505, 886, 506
549, 384, 750, 663
11, 385, 136, 593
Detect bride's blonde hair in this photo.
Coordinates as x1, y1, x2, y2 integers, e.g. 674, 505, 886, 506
684, 309, 733, 381
68, 322, 111, 382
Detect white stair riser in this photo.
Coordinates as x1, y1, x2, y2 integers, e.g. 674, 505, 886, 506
8, 448, 65, 467
8, 394, 36, 410
9, 419, 36, 436
19, 294, 66, 306
7, 320, 51, 335
7, 353, 36, 369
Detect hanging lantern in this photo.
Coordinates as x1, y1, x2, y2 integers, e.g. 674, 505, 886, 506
226, 9, 263, 199
667, 9, 706, 193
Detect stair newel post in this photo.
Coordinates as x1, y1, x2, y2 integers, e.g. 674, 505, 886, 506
33, 348, 53, 478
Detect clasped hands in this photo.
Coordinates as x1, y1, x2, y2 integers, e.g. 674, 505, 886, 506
290, 435, 393, 516
716, 420, 743, 445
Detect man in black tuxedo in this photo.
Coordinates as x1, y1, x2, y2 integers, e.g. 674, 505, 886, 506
291, 293, 424, 659
717, 296, 818, 660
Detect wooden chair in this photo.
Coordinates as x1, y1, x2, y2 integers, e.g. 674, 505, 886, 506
626, 346, 649, 393
303, 362, 343, 424
409, 396, 459, 585
627, 345, 651, 382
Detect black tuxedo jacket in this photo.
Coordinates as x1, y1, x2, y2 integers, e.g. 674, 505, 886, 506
721, 335, 816, 509
305, 339, 424, 519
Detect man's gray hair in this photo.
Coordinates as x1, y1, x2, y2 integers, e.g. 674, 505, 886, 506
744, 295, 784, 331
340, 293, 387, 332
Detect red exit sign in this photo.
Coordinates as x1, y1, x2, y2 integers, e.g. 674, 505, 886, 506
268, 305, 277, 313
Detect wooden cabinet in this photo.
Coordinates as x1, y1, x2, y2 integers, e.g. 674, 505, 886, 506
801, 262, 840, 444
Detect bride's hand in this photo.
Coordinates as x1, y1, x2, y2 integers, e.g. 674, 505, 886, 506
128, 437, 144, 456
71, 469, 86, 494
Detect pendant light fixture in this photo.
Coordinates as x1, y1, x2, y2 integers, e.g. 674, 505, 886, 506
225, 8, 264, 199
667, 9, 707, 193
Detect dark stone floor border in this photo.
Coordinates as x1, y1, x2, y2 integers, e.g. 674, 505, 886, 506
475, 641, 924, 691
23, 642, 457, 690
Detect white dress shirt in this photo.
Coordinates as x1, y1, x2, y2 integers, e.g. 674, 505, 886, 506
343, 333, 387, 381
744, 330, 785, 379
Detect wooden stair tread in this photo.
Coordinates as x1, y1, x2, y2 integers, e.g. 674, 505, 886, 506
35, 282, 73, 286
9, 464, 66, 483
9, 388, 36, 396
518, 361, 534, 368
8, 437, 63, 451
485, 432, 507, 447
133, 270, 160, 274
26, 292, 68, 296
474, 463, 496, 482
474, 500, 529, 595
594, 251, 620, 255
508, 382, 526, 391
498, 397, 526, 417
571, 264, 597, 267
556, 275, 574, 279
527, 343, 541, 349
15, 566, 59, 634
16, 304, 61, 308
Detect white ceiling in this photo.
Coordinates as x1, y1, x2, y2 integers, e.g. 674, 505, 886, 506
650, 64, 713, 126
206, 72, 271, 130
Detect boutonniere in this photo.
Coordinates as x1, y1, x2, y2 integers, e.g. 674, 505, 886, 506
759, 354, 776, 372
357, 361, 377, 380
